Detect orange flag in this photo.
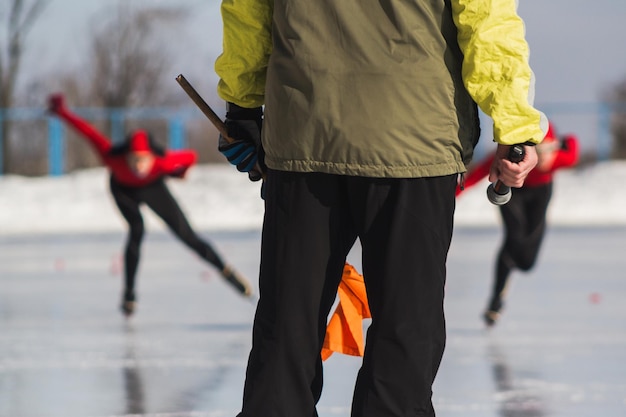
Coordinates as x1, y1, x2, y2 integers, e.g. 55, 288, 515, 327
322, 263, 371, 361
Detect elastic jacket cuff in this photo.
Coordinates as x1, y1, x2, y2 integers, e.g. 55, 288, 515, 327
226, 102, 263, 120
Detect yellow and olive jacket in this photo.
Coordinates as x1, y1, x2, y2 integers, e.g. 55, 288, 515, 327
216, 0, 548, 178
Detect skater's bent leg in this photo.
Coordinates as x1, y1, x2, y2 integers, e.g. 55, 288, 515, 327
143, 180, 226, 270
143, 180, 253, 296
485, 248, 514, 317
351, 175, 456, 417
238, 171, 357, 417
496, 247, 516, 299
110, 178, 145, 315
124, 221, 144, 296
515, 183, 552, 271
486, 184, 553, 322
484, 211, 518, 325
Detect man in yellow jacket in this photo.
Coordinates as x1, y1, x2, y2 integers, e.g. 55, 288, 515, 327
215, 0, 547, 415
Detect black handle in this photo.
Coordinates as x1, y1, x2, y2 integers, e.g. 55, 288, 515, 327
486, 144, 525, 205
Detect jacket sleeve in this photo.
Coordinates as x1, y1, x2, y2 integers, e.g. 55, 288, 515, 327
55, 108, 111, 156
451, 0, 548, 146
159, 150, 197, 178
215, 0, 274, 108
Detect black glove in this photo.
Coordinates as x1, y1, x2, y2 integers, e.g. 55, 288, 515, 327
560, 135, 573, 151
218, 103, 265, 181
168, 165, 187, 178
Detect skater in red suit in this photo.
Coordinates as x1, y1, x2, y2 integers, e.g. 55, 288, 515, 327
47, 94, 253, 316
458, 122, 579, 326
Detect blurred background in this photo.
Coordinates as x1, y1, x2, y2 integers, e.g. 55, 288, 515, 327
1, 2, 626, 417
1, 0, 626, 177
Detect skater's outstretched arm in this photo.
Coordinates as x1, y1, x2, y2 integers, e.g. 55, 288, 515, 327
550, 134, 580, 171
160, 150, 198, 178
47, 94, 112, 156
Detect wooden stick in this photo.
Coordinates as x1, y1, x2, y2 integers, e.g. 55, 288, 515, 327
175, 74, 232, 143
176, 73, 265, 179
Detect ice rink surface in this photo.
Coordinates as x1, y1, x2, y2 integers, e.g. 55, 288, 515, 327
1, 226, 625, 417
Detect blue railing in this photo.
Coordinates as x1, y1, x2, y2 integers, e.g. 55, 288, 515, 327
0, 101, 623, 176
0, 107, 209, 176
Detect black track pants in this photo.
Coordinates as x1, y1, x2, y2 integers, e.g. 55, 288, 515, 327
109, 177, 225, 296
237, 170, 457, 417
490, 182, 553, 304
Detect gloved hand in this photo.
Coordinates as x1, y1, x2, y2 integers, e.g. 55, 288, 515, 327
560, 134, 577, 150
218, 103, 265, 182
47, 94, 66, 114
169, 165, 188, 178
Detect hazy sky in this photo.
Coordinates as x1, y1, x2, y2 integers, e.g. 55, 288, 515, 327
16, 0, 223, 95
517, 0, 626, 104
12, 0, 626, 153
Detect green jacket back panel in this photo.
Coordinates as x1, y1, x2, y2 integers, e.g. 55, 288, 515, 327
216, 0, 547, 178
263, 0, 477, 177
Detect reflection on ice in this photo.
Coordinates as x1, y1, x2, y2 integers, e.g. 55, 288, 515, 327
489, 342, 547, 417
1, 228, 626, 417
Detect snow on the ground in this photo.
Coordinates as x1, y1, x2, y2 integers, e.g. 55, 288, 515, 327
1, 161, 625, 236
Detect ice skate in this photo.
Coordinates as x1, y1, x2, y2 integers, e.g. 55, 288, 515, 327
483, 297, 503, 327
221, 265, 253, 297
120, 291, 136, 317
